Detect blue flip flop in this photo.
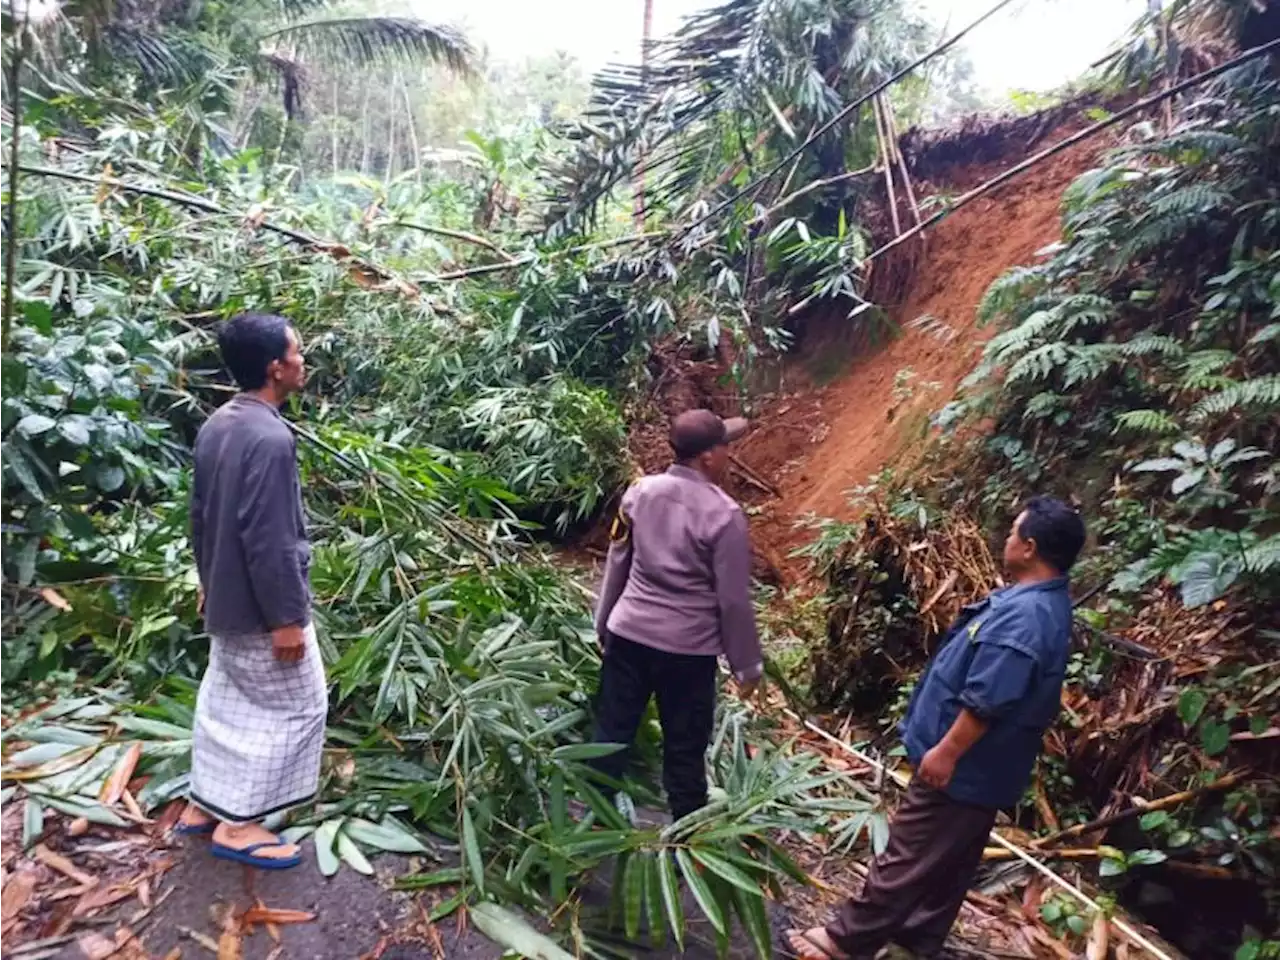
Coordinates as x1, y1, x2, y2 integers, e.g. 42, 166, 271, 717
175, 820, 216, 836
211, 839, 302, 870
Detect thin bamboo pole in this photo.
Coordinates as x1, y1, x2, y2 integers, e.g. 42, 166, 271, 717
880, 93, 922, 229
871, 94, 901, 236
2, 10, 28, 354
788, 35, 1280, 316
633, 0, 655, 230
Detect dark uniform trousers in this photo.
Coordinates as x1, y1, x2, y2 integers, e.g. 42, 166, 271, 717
827, 780, 997, 958
590, 634, 718, 821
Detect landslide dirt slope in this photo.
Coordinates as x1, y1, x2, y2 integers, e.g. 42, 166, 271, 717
732, 126, 1114, 581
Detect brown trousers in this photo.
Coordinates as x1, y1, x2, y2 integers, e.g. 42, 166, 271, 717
826, 781, 997, 959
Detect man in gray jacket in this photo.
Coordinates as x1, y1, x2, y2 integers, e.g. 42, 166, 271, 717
177, 313, 327, 870
591, 409, 763, 820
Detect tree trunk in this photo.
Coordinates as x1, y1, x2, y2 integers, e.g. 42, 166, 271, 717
384, 74, 398, 185
400, 71, 422, 185
360, 79, 373, 174
331, 76, 340, 177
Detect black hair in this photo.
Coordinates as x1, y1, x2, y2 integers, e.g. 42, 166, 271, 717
1017, 496, 1086, 573
217, 313, 292, 390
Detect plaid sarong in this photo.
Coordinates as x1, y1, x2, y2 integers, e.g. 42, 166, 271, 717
189, 624, 328, 824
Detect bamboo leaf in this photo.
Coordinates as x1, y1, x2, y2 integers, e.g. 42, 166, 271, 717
315, 819, 342, 877
336, 831, 375, 875
470, 902, 574, 960
731, 884, 772, 960
658, 850, 685, 950
676, 849, 725, 936
644, 851, 666, 947
462, 805, 485, 894
23, 799, 44, 849
690, 848, 762, 895
623, 851, 645, 941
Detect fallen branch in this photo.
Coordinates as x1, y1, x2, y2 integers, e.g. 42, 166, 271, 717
1030, 769, 1251, 849
728, 452, 781, 498
392, 220, 515, 261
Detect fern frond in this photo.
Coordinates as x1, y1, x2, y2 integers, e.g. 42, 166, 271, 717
985, 309, 1055, 363
1119, 334, 1185, 359
1146, 183, 1233, 219
1114, 409, 1181, 435
1064, 344, 1120, 387
1023, 392, 1065, 421
1179, 349, 1236, 390
1247, 323, 1280, 347
1190, 375, 1280, 421
977, 265, 1052, 325
1007, 343, 1069, 384
1242, 534, 1280, 575
1053, 293, 1114, 334
1138, 129, 1245, 161
1117, 211, 1203, 263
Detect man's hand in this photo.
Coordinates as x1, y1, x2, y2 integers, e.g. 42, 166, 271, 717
272, 624, 307, 663
736, 677, 761, 702
196, 585, 205, 616
916, 743, 958, 790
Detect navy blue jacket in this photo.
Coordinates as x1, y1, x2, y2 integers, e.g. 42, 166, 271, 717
899, 577, 1072, 809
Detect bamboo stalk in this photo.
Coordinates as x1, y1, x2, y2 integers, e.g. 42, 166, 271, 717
1030, 769, 1250, 849
871, 94, 902, 236
400, 72, 422, 184
788, 36, 1280, 317
748, 165, 878, 227
394, 221, 515, 261
880, 94, 922, 230
384, 74, 398, 185
633, 0, 654, 229
3, 8, 29, 354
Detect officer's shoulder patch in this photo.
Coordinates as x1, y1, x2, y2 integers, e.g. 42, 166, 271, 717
608, 505, 631, 544
967, 618, 983, 642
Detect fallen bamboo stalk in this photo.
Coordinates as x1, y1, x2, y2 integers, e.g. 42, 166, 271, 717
880, 94, 923, 230
392, 221, 515, 261
871, 94, 902, 236
778, 706, 1181, 960
788, 35, 1280, 317
1030, 769, 1250, 849
747, 165, 878, 227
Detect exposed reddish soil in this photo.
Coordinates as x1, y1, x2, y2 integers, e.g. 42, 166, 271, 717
615, 117, 1117, 587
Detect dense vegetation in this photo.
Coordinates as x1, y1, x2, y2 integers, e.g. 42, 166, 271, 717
810, 42, 1280, 960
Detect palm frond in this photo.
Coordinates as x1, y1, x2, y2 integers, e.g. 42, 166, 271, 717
261, 16, 474, 76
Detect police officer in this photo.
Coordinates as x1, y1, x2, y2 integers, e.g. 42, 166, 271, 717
590, 408, 764, 821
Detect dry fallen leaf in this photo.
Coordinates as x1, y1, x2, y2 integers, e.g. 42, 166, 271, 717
40, 586, 72, 611
73, 883, 134, 919
35, 843, 98, 887
100, 743, 143, 806
240, 906, 316, 926
161, 949, 182, 960
1, 868, 38, 923
68, 818, 91, 837
1085, 911, 1109, 960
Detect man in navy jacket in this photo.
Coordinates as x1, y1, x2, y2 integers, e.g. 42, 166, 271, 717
789, 496, 1086, 960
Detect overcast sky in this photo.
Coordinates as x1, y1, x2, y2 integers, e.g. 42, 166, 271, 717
412, 0, 1147, 99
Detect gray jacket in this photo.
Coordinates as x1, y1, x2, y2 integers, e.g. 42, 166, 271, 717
191, 394, 311, 635
595, 464, 763, 682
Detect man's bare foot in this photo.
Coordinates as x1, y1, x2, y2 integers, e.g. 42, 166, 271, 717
176, 804, 215, 834
212, 822, 300, 861
786, 927, 852, 960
